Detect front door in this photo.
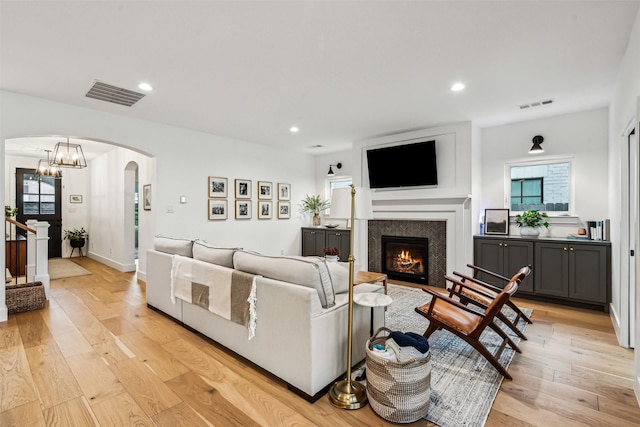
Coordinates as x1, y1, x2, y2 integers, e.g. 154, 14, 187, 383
15, 168, 62, 258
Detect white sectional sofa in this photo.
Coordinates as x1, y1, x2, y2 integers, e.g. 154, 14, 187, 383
146, 237, 384, 401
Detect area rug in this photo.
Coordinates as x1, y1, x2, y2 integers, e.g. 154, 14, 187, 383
48, 258, 92, 280
377, 283, 532, 427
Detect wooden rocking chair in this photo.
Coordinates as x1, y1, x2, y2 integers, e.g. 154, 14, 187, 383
415, 276, 521, 379
450, 265, 532, 340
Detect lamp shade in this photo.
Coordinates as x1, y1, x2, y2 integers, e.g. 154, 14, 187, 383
330, 187, 373, 220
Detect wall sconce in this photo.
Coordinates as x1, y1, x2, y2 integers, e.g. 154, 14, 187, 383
327, 163, 342, 176
529, 135, 544, 154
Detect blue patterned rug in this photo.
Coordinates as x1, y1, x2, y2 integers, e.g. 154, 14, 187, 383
380, 283, 532, 427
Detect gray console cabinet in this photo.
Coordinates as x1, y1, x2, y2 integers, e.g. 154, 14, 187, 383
302, 227, 351, 260
473, 237, 534, 293
474, 235, 611, 311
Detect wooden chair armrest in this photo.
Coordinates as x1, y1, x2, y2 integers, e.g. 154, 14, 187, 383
453, 271, 505, 294
450, 278, 497, 301
421, 278, 488, 317
466, 264, 510, 282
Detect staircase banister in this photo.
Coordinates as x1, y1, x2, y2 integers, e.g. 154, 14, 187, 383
5, 217, 36, 234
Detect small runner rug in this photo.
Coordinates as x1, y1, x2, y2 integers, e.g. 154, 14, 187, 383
380, 283, 532, 427
48, 258, 92, 280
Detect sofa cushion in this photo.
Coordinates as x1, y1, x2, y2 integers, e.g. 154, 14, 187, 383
233, 251, 335, 308
326, 262, 349, 294
154, 235, 194, 257
192, 240, 240, 268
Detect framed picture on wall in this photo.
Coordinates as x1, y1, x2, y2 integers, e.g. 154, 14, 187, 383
208, 199, 227, 220
484, 209, 509, 235
143, 184, 151, 211
235, 179, 252, 199
258, 181, 273, 200
69, 195, 83, 204
278, 183, 291, 200
278, 201, 291, 219
235, 200, 252, 219
208, 176, 228, 198
258, 201, 272, 219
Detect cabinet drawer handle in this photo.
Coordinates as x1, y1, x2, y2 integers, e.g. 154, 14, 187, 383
499, 243, 503, 247
336, 233, 341, 236
570, 247, 574, 251
310, 231, 316, 235
504, 243, 508, 247
563, 247, 567, 251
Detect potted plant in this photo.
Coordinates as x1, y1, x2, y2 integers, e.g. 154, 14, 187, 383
514, 210, 549, 237
5, 205, 18, 218
299, 194, 330, 226
324, 247, 340, 262
63, 227, 88, 250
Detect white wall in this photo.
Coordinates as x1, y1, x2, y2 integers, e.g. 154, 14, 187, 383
608, 7, 640, 400
1, 91, 318, 321
481, 108, 609, 237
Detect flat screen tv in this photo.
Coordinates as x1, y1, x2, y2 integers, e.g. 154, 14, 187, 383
366, 140, 438, 189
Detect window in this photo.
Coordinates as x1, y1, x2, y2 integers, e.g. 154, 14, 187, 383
506, 159, 572, 213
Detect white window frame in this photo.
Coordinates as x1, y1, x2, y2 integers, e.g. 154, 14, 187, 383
325, 176, 352, 215
504, 156, 575, 216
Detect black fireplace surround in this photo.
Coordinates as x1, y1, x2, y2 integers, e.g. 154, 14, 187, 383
381, 235, 429, 285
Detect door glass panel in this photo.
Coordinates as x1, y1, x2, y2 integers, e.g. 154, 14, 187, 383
20, 174, 58, 215
40, 177, 56, 194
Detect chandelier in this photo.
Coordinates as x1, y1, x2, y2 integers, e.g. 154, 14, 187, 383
51, 137, 87, 169
35, 150, 62, 179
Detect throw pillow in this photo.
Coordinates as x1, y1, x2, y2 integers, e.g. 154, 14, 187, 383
153, 235, 194, 257
192, 240, 241, 268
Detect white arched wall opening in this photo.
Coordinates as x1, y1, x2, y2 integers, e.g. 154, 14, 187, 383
3, 132, 155, 321
124, 161, 139, 272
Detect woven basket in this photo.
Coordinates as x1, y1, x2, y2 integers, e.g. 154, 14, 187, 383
6, 281, 46, 314
366, 327, 431, 423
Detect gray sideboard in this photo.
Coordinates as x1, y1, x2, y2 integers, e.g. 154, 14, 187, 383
473, 235, 611, 312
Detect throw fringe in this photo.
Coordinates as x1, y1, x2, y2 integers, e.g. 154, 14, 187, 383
247, 276, 259, 340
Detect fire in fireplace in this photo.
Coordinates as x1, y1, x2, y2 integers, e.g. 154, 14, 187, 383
381, 235, 429, 285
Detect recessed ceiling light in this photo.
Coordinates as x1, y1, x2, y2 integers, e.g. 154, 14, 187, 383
290, 126, 299, 133
138, 82, 153, 91
450, 82, 465, 92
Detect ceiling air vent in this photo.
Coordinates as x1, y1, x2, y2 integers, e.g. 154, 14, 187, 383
519, 99, 554, 110
85, 81, 145, 107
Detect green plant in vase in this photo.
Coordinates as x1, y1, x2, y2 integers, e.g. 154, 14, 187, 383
299, 194, 330, 226
515, 210, 549, 236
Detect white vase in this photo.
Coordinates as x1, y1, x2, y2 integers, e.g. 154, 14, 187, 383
519, 226, 540, 237
325, 255, 339, 262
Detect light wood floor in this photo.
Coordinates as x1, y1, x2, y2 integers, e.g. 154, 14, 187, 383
1, 257, 639, 426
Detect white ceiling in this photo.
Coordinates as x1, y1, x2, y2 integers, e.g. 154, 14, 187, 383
1, 1, 639, 156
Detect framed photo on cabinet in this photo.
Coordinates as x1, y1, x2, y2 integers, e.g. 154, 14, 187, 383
484, 209, 509, 235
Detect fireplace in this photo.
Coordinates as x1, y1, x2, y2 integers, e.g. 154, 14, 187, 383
381, 235, 429, 285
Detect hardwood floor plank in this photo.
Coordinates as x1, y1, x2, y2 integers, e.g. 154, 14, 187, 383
166, 371, 261, 427
90, 391, 154, 427
24, 342, 83, 409
43, 396, 98, 426
109, 357, 182, 417
118, 331, 190, 382
506, 370, 599, 410
0, 344, 38, 412
15, 310, 55, 348
66, 350, 126, 406
152, 401, 211, 427
0, 400, 46, 426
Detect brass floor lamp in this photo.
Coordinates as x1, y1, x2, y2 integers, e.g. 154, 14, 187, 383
328, 185, 373, 409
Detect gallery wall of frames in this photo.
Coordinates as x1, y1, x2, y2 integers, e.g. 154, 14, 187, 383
207, 176, 291, 221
